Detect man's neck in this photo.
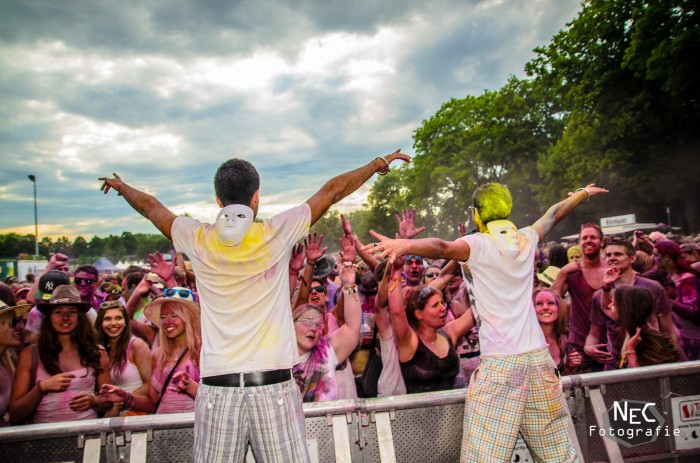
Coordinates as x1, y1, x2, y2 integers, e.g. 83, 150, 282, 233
581, 253, 602, 269
618, 268, 637, 285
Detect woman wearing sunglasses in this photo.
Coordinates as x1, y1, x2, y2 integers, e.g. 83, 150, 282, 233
293, 236, 362, 402
100, 288, 201, 414
10, 285, 111, 424
0, 301, 30, 426
94, 301, 151, 416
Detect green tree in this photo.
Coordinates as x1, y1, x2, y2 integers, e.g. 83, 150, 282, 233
529, 0, 700, 230
72, 236, 88, 258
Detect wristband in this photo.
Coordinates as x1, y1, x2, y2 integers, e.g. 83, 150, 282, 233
341, 261, 356, 269
374, 157, 390, 176
389, 278, 400, 293
124, 392, 134, 408
574, 187, 590, 203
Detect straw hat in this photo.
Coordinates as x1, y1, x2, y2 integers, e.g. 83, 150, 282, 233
536, 265, 560, 287
143, 287, 200, 326
35, 285, 92, 314
0, 300, 31, 318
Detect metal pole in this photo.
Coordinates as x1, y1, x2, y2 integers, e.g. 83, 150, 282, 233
28, 174, 38, 258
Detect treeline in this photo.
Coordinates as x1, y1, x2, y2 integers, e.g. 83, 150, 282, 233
0, 232, 172, 263
361, 0, 699, 241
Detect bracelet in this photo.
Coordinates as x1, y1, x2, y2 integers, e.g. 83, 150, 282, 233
574, 187, 590, 203
36, 380, 47, 396
124, 392, 134, 408
624, 350, 636, 356
341, 261, 356, 269
305, 261, 315, 267
389, 278, 400, 293
374, 157, 390, 176
343, 284, 358, 295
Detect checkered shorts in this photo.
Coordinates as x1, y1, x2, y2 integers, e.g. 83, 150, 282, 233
193, 379, 310, 463
460, 347, 577, 463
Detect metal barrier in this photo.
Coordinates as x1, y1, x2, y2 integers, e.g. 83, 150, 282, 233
3, 361, 700, 462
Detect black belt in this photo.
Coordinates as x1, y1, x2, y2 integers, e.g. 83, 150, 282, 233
460, 351, 480, 359
202, 369, 291, 387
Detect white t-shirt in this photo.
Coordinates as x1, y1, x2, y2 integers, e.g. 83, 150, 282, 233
460, 226, 546, 356
172, 203, 310, 377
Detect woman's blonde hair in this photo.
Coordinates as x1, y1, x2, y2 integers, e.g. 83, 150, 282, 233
157, 300, 201, 372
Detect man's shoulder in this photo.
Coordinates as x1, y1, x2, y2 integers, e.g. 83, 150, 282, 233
634, 275, 664, 292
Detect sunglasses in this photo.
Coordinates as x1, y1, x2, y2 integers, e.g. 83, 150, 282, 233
10, 316, 26, 328
296, 318, 324, 330
74, 277, 96, 286
164, 288, 193, 299
100, 301, 124, 310
406, 255, 423, 263
310, 285, 326, 294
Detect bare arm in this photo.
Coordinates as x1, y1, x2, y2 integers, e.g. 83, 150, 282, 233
330, 238, 362, 362
429, 260, 460, 292
306, 150, 411, 226
551, 262, 579, 296
531, 184, 608, 241
388, 258, 418, 361
584, 322, 613, 364
444, 308, 476, 347
100, 173, 177, 239
365, 232, 471, 264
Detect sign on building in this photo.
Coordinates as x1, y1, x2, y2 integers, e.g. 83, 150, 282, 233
600, 214, 636, 228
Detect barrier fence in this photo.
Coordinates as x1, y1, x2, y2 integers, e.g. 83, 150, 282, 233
2, 361, 700, 462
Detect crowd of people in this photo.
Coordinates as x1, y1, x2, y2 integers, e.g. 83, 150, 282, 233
2, 214, 698, 428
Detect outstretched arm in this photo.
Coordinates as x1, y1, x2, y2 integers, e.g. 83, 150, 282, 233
305, 150, 411, 226
100, 173, 177, 240
364, 231, 470, 264
531, 184, 608, 241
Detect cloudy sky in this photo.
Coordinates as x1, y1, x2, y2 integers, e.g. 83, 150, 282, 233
1, 0, 581, 240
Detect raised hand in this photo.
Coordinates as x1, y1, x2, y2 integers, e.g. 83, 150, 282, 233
602, 266, 621, 289
304, 233, 328, 265
289, 242, 305, 274
340, 214, 353, 237
395, 208, 426, 239
99, 173, 126, 196
147, 251, 175, 282
625, 327, 643, 353
47, 253, 70, 273
339, 235, 357, 264
362, 230, 410, 264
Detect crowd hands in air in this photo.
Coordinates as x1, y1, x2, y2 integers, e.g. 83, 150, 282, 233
2, 208, 700, 425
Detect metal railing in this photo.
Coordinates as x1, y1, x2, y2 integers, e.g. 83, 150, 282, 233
2, 361, 700, 462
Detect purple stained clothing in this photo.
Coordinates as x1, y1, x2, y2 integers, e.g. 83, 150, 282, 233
673, 274, 700, 359
590, 276, 672, 370
566, 270, 597, 347
293, 336, 338, 402
31, 364, 98, 424
325, 282, 340, 312
151, 357, 200, 414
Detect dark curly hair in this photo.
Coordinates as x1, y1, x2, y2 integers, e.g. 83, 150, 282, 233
38, 308, 102, 377
214, 159, 260, 206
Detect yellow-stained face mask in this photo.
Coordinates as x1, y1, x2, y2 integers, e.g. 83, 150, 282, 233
486, 220, 519, 259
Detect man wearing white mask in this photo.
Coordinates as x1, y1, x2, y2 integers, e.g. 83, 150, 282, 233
99, 151, 410, 462
365, 182, 608, 463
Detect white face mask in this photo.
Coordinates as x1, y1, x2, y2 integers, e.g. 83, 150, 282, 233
486, 220, 520, 259
214, 205, 254, 246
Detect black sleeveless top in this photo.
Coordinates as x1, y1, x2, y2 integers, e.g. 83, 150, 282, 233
400, 331, 460, 394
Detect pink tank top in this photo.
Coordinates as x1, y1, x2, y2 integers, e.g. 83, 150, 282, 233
151, 357, 199, 414
110, 337, 144, 393
31, 363, 97, 424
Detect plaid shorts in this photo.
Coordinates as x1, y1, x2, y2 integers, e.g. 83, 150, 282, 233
460, 347, 577, 463
193, 379, 310, 463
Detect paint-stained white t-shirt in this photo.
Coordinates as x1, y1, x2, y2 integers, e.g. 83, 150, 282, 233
172, 204, 310, 377
460, 226, 546, 356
